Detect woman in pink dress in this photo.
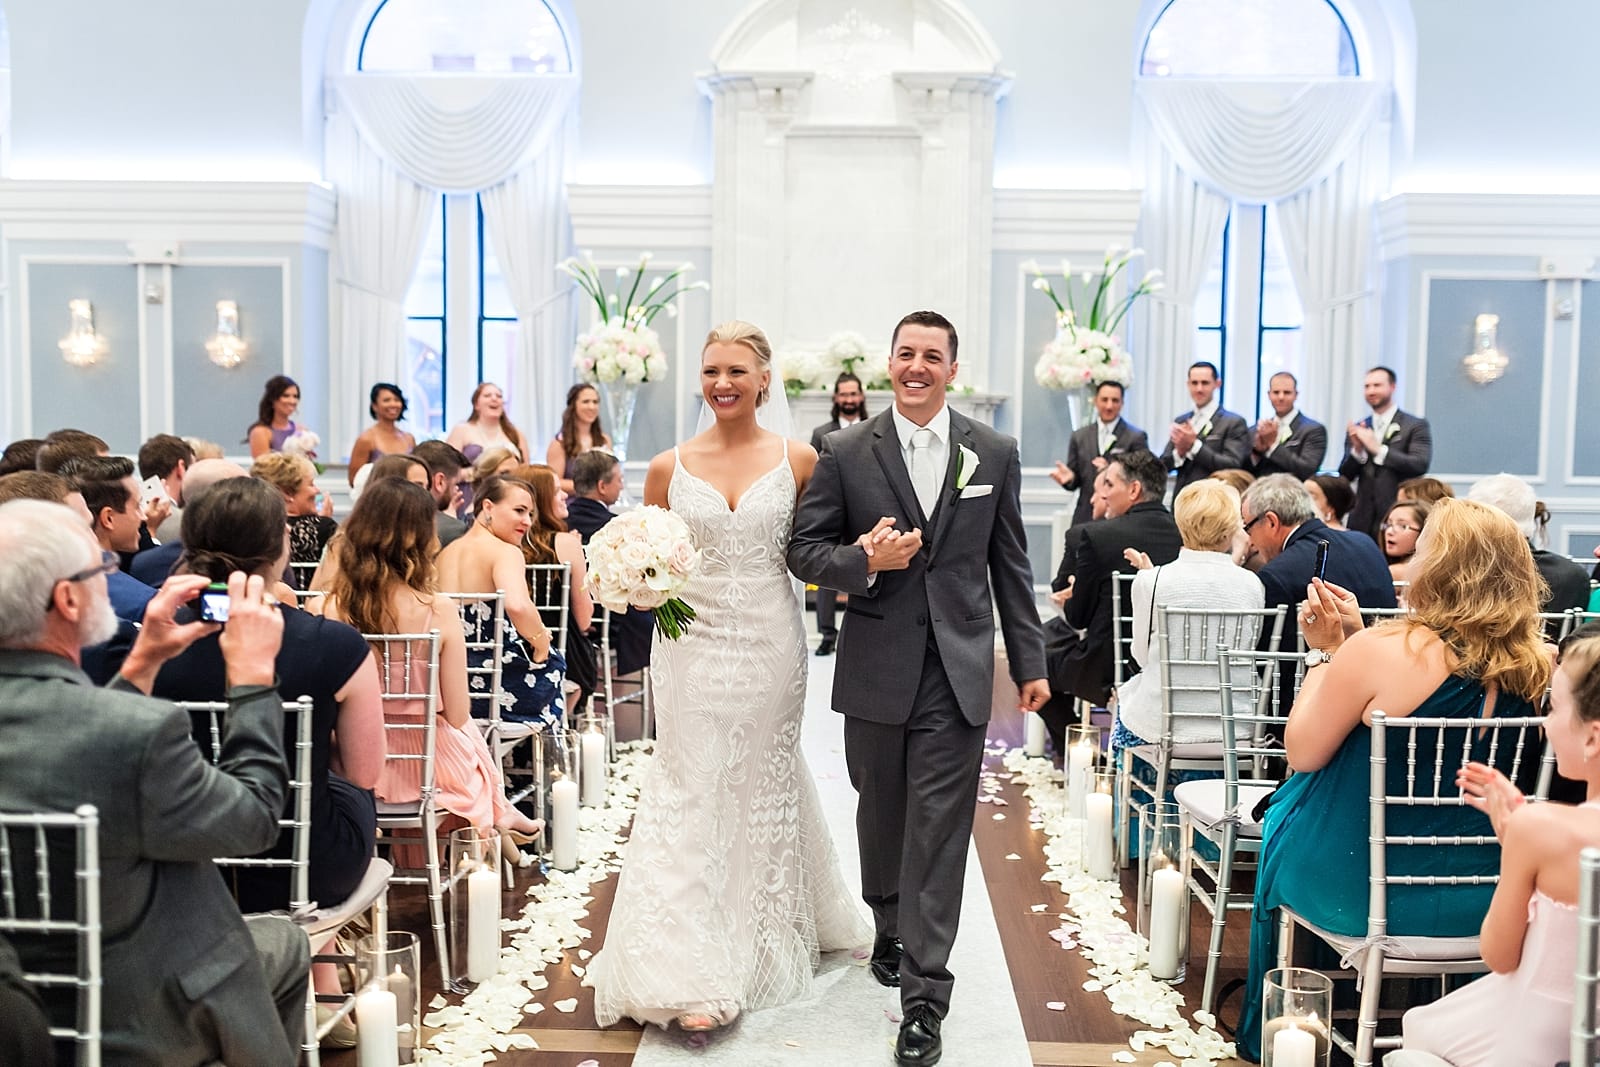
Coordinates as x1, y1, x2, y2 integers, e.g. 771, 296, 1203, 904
1398, 625, 1600, 1066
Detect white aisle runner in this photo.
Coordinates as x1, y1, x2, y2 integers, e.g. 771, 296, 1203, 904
631, 656, 1032, 1067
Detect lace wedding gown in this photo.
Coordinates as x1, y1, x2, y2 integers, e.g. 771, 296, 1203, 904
589, 445, 871, 1028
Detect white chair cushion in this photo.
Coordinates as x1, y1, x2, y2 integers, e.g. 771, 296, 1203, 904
375, 800, 421, 819
1285, 909, 1484, 969
1173, 780, 1274, 839
298, 858, 394, 936
1382, 1052, 1454, 1067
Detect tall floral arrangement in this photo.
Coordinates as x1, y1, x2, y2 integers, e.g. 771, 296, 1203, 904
1028, 247, 1162, 391
558, 252, 709, 385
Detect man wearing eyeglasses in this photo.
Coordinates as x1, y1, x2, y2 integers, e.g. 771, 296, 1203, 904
0, 499, 309, 1064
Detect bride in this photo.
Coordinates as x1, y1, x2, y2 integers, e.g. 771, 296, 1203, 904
588, 320, 871, 1031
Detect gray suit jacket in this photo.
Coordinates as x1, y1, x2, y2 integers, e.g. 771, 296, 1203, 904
1246, 412, 1328, 481
1159, 408, 1251, 492
1060, 418, 1149, 526
787, 407, 1046, 726
1338, 409, 1433, 540
0, 650, 295, 1066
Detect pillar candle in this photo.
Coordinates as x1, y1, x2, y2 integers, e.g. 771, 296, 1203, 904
1067, 741, 1092, 820
1024, 713, 1046, 757
552, 778, 579, 871
465, 865, 500, 982
580, 730, 607, 807
1147, 862, 1184, 979
1270, 1020, 1316, 1067
387, 966, 415, 1054
1085, 791, 1115, 879
355, 986, 399, 1067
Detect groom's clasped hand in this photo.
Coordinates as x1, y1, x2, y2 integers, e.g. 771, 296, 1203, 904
856, 515, 923, 571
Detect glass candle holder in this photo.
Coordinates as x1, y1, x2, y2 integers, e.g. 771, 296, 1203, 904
1261, 967, 1333, 1067
447, 826, 502, 993
1065, 723, 1102, 821
1083, 770, 1117, 880
545, 727, 580, 871
1136, 800, 1191, 983
355, 930, 421, 1064
577, 712, 608, 808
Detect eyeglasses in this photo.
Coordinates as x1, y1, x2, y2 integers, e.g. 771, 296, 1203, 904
45, 550, 118, 611
1381, 522, 1422, 535
1243, 512, 1269, 533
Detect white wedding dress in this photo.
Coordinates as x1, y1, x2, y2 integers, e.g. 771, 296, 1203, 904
589, 444, 871, 1028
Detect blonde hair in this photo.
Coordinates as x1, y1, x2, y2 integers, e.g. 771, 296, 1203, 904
1393, 498, 1551, 703
1561, 631, 1600, 724
472, 446, 520, 484
704, 320, 774, 406
1208, 468, 1255, 495
1174, 479, 1242, 553
250, 451, 314, 496
184, 437, 225, 461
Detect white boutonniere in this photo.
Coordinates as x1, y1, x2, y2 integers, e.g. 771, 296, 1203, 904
1278, 422, 1292, 443
955, 444, 980, 491
1197, 420, 1213, 438
1384, 421, 1400, 442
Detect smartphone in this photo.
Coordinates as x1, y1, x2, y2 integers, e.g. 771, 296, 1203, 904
140, 475, 168, 506
194, 582, 230, 624
1314, 539, 1330, 581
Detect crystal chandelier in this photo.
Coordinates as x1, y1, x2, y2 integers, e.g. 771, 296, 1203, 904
1462, 313, 1508, 385
205, 300, 249, 369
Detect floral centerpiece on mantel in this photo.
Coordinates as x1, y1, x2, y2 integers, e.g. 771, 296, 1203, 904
779, 331, 890, 396
558, 251, 709, 460
1027, 248, 1161, 425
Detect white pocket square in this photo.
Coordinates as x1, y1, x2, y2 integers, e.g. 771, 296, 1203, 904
959, 484, 994, 499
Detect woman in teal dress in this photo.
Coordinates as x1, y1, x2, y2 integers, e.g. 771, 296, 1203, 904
1237, 499, 1554, 1060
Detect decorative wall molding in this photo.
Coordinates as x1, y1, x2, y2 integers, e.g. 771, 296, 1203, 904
991, 188, 1144, 253
567, 184, 713, 249
1377, 192, 1600, 261
0, 180, 337, 249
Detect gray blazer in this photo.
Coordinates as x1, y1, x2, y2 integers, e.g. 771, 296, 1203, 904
1246, 412, 1328, 481
787, 407, 1046, 726
1060, 417, 1149, 526
1159, 407, 1251, 492
0, 650, 296, 1066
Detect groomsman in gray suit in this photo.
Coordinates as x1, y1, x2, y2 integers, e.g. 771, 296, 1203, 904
789, 311, 1048, 1067
807, 373, 868, 656
1049, 379, 1148, 526
1247, 372, 1328, 481
1159, 361, 1251, 493
1339, 366, 1433, 542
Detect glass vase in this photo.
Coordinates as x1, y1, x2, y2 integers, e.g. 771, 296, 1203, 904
1062, 386, 1092, 434
545, 726, 581, 871
447, 827, 502, 993
354, 931, 421, 1063
1137, 800, 1191, 983
1084, 770, 1117, 880
1261, 967, 1333, 1067
1064, 723, 1102, 821
599, 380, 639, 462
577, 712, 609, 808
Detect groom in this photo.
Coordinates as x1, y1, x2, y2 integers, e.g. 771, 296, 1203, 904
788, 310, 1049, 1066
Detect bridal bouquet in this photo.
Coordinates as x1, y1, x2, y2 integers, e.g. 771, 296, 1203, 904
280, 429, 325, 473
584, 505, 701, 640
1027, 247, 1161, 391
559, 251, 709, 386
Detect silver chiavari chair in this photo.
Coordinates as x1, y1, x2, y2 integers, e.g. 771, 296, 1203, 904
287, 561, 321, 595
1572, 846, 1600, 1067
526, 562, 571, 661
0, 805, 101, 1067
596, 609, 650, 752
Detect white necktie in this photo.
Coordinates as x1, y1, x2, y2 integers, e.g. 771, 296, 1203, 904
1099, 423, 1114, 455
910, 427, 938, 518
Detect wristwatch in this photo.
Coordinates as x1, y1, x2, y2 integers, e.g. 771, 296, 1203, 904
1304, 648, 1333, 669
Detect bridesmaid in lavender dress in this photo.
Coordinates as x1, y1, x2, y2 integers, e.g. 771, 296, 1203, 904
447, 382, 527, 465
345, 382, 417, 486
247, 374, 304, 458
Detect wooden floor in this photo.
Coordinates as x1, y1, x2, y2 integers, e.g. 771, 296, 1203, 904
327, 664, 1250, 1066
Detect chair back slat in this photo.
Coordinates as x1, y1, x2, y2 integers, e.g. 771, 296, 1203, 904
1154, 606, 1287, 745
527, 562, 571, 658
0, 804, 101, 1063
1216, 649, 1306, 807
287, 560, 320, 593
364, 632, 442, 799
1573, 846, 1600, 1067
443, 593, 507, 739
1111, 571, 1139, 690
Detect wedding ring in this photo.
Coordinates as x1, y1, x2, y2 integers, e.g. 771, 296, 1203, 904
1304, 613, 1317, 624
263, 595, 280, 608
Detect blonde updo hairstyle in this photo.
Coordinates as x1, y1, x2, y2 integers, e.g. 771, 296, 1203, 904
1174, 479, 1243, 553
703, 320, 774, 407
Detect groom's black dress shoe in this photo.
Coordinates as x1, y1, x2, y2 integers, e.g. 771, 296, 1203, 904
895, 1004, 942, 1065
814, 635, 836, 656
870, 935, 902, 987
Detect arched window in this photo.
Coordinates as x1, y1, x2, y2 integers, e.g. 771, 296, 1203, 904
356, 0, 572, 434
1143, 0, 1359, 419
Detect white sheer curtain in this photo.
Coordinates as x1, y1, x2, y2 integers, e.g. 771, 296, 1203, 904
326, 74, 577, 454
1132, 78, 1388, 431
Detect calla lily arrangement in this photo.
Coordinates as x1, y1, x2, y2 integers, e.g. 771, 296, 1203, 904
1025, 246, 1164, 337
557, 251, 708, 329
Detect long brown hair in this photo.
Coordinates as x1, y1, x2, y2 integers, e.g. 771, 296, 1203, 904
510, 463, 565, 564
1393, 498, 1551, 703
328, 479, 440, 634
467, 382, 526, 460
558, 384, 606, 464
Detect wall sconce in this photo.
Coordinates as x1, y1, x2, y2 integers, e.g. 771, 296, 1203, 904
1463, 313, 1508, 385
58, 299, 108, 367
204, 300, 248, 369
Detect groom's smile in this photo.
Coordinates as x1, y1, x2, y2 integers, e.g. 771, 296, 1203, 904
889, 323, 958, 423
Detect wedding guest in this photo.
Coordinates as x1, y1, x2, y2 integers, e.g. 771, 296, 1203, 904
129, 459, 247, 586
367, 452, 429, 489
0, 935, 51, 1064
1243, 475, 1394, 621
412, 440, 470, 549
0, 471, 92, 524
138, 433, 195, 543
61, 456, 157, 633
1212, 470, 1261, 568
546, 383, 612, 494
185, 437, 226, 461
1245, 372, 1327, 481
1236, 499, 1552, 1059
1209, 468, 1254, 495
309, 478, 542, 865
1382, 499, 1432, 583
510, 463, 596, 704
472, 445, 520, 484
346, 382, 417, 486
1339, 366, 1433, 541
807, 373, 871, 654
0, 438, 43, 476
1396, 624, 1600, 1066
1303, 473, 1354, 531
567, 450, 623, 543
446, 382, 526, 464
1051, 379, 1148, 526
247, 375, 304, 458
1159, 361, 1251, 493
1397, 476, 1455, 507
1112, 480, 1264, 748
1468, 472, 1591, 626
34, 428, 108, 474
251, 452, 336, 589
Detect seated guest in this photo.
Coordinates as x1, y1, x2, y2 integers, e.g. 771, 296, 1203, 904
412, 439, 471, 549
185, 436, 226, 461
0, 471, 92, 524
1302, 473, 1354, 531
437, 476, 564, 727
1242, 474, 1395, 621
1208, 468, 1254, 495
0, 934, 52, 1064
129, 458, 247, 585
1112, 481, 1265, 748
1467, 472, 1591, 624
1211, 470, 1260, 568
252, 451, 336, 590
309, 479, 542, 865
473, 445, 520, 483
154, 477, 383, 916
33, 428, 107, 474
1041, 450, 1183, 753
0, 438, 43, 476
567, 450, 623, 543
1236, 499, 1553, 1059
1382, 499, 1431, 584
511, 464, 597, 704
1049, 468, 1113, 609
1397, 475, 1455, 506
346, 382, 417, 487
368, 452, 428, 488
547, 383, 613, 494
137, 432, 194, 543
60, 456, 157, 635
0, 500, 309, 1063
1397, 623, 1600, 1066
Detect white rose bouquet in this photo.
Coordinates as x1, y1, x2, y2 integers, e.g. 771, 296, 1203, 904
583, 505, 701, 640
559, 251, 709, 387
280, 429, 325, 473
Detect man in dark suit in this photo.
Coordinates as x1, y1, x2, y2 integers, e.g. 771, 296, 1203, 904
0, 499, 308, 1064
1049, 379, 1149, 526
1159, 361, 1251, 493
806, 372, 868, 656
1247, 372, 1327, 481
789, 312, 1046, 1066
413, 439, 471, 549
1339, 366, 1433, 542
128, 458, 246, 585
1467, 473, 1593, 631
1040, 449, 1184, 752
1243, 473, 1396, 620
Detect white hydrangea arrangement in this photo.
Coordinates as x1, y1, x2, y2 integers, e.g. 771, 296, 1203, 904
779, 330, 891, 395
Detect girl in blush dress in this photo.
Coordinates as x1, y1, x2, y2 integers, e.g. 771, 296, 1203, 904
1395, 625, 1600, 1067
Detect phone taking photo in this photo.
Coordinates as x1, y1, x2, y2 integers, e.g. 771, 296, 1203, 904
192, 582, 230, 624
140, 476, 168, 507
1314, 539, 1331, 581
